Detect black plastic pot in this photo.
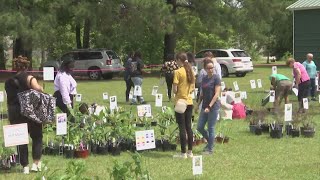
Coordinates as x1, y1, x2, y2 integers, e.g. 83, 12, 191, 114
64, 149, 74, 159
151, 121, 157, 126
136, 123, 145, 127
162, 140, 171, 152
291, 129, 300, 138
97, 144, 108, 155
111, 146, 121, 156
260, 124, 269, 133
155, 140, 162, 151
1, 159, 11, 170
270, 129, 282, 139
90, 143, 98, 154
255, 127, 262, 135
170, 143, 177, 151
303, 129, 315, 138
249, 125, 256, 133
285, 125, 293, 135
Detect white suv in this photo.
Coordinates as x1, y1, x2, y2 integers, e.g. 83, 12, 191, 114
195, 49, 253, 77
41, 49, 124, 80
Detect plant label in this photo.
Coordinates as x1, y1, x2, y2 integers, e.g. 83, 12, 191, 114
193, 88, 198, 100
292, 88, 298, 96
56, 113, 67, 135
155, 94, 163, 107
257, 79, 262, 88
135, 130, 156, 151
192, 156, 203, 175
220, 92, 227, 104
159, 77, 165, 86
137, 104, 152, 117
102, 92, 109, 100
250, 80, 256, 89
75, 94, 82, 102
233, 81, 239, 91
316, 76, 319, 86
192, 66, 198, 76
303, 98, 309, 109
269, 90, 275, 102
43, 67, 54, 81
129, 90, 133, 100
0, 91, 4, 102
272, 66, 277, 74
221, 82, 225, 91
3, 123, 29, 147
134, 85, 142, 96
240, 91, 247, 99
151, 86, 158, 96
284, 104, 292, 121
162, 106, 167, 113
234, 92, 241, 104
110, 96, 117, 111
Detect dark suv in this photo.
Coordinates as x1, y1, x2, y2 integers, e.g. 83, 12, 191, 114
41, 49, 124, 80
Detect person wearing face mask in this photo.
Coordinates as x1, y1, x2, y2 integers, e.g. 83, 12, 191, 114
195, 57, 221, 155
53, 58, 77, 120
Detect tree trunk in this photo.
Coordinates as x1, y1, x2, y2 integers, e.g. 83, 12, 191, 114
83, 19, 91, 49
163, 0, 177, 62
76, 22, 82, 49
13, 37, 33, 70
0, 37, 6, 70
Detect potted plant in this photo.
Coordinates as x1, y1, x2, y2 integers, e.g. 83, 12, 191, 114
215, 120, 232, 144
301, 114, 316, 138
156, 107, 176, 151
269, 114, 283, 139
0, 145, 15, 170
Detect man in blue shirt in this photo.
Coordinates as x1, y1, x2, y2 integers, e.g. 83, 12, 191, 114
302, 53, 317, 101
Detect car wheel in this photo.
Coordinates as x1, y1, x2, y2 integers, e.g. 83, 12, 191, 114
88, 67, 102, 80
102, 73, 113, 80
221, 65, 229, 77
235, 73, 246, 77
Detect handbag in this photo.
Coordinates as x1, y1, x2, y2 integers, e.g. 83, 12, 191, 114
174, 99, 188, 113
174, 84, 191, 113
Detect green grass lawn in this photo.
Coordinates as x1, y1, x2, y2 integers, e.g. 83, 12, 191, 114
0, 66, 319, 180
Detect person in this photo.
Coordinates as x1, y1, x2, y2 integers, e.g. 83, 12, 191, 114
302, 53, 317, 101
186, 52, 196, 67
173, 52, 195, 159
161, 53, 179, 101
53, 58, 77, 119
195, 59, 221, 155
269, 73, 293, 112
124, 52, 134, 102
5, 56, 44, 174
286, 58, 310, 113
129, 51, 148, 105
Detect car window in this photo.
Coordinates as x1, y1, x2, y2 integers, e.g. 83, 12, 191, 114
195, 51, 205, 58
78, 52, 103, 60
216, 51, 229, 57
106, 51, 119, 59
231, 51, 248, 57
61, 53, 74, 61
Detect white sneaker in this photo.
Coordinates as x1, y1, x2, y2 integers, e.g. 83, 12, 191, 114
173, 153, 187, 159
187, 152, 193, 158
23, 166, 30, 174
31, 162, 41, 172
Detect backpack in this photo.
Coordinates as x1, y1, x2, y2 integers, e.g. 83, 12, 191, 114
128, 59, 141, 76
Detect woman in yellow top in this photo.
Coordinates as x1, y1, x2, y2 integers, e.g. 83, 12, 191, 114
173, 52, 195, 159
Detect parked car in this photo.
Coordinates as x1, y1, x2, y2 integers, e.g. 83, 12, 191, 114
40, 49, 124, 80
195, 49, 253, 77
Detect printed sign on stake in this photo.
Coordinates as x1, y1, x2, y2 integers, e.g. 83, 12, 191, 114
110, 96, 118, 110
192, 156, 203, 175
103, 92, 109, 100
155, 94, 163, 107
272, 66, 277, 74
284, 104, 292, 122
151, 86, 158, 96
0, 91, 4, 102
221, 82, 225, 91
220, 92, 227, 104
129, 90, 133, 100
134, 85, 142, 96
135, 130, 156, 151
250, 80, 256, 89
240, 91, 247, 99
75, 94, 82, 102
303, 98, 309, 109
233, 81, 239, 91
56, 113, 67, 135
137, 104, 152, 117
3, 123, 29, 147
234, 92, 241, 104
269, 90, 275, 102
43, 67, 55, 81
257, 79, 262, 88
192, 66, 198, 76
292, 88, 298, 96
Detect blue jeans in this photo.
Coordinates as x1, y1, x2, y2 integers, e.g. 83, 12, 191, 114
131, 77, 144, 103
197, 108, 219, 151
